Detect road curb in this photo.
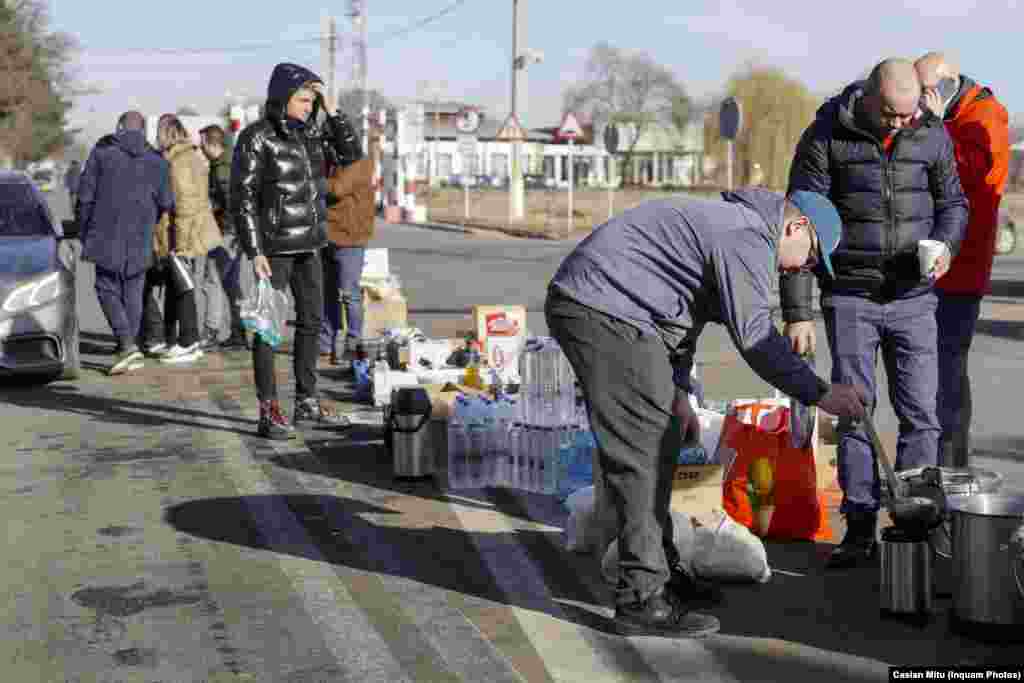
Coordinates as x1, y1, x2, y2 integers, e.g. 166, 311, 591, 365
399, 219, 566, 241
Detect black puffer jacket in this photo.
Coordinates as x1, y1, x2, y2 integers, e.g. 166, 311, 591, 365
781, 81, 968, 319
232, 63, 330, 259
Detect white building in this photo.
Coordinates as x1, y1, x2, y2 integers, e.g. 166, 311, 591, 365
388, 102, 705, 188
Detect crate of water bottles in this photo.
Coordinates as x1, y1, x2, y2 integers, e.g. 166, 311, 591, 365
517, 336, 577, 427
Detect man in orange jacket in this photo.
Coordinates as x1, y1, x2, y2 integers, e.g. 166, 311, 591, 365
915, 52, 1011, 467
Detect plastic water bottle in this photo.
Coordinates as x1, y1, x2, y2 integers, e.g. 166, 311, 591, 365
557, 425, 578, 500
448, 394, 472, 489
507, 422, 523, 490
540, 427, 559, 495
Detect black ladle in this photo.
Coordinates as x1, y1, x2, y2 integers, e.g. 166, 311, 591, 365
862, 414, 943, 531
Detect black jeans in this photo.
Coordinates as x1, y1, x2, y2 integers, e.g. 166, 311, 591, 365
140, 264, 167, 346
253, 251, 323, 401
163, 258, 199, 348
545, 288, 681, 606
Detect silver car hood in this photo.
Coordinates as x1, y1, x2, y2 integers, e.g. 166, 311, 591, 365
0, 236, 57, 286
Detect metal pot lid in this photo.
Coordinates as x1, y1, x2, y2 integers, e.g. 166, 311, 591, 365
896, 466, 1004, 496
947, 493, 1024, 517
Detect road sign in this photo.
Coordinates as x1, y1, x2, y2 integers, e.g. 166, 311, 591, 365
496, 113, 526, 141
719, 97, 743, 141
558, 111, 584, 140
455, 106, 481, 134
603, 124, 619, 154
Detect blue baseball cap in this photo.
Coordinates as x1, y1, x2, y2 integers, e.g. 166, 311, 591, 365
787, 190, 842, 278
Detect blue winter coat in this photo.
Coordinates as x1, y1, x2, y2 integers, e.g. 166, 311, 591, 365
77, 130, 173, 277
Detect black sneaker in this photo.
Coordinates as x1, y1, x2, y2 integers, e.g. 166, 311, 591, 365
199, 330, 220, 350
220, 333, 249, 351
668, 564, 724, 607
826, 510, 878, 569
258, 399, 296, 440
293, 397, 351, 428
614, 590, 720, 638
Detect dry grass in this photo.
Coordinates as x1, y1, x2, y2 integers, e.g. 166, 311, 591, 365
419, 188, 1024, 239
419, 187, 720, 238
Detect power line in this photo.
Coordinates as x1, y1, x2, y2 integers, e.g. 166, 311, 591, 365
372, 0, 468, 41
76, 0, 468, 56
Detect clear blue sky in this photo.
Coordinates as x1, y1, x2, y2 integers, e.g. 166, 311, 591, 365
51, 0, 1022, 143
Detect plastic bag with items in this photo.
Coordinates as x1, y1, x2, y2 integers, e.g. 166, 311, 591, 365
240, 278, 290, 348
601, 510, 698, 585
691, 510, 772, 583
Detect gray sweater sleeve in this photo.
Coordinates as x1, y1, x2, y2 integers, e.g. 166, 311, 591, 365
711, 230, 829, 406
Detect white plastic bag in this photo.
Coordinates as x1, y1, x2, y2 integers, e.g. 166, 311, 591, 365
691, 511, 772, 583
564, 484, 620, 555
240, 278, 290, 348
601, 510, 697, 585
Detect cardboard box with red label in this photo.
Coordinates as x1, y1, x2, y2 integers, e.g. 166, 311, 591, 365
472, 305, 527, 384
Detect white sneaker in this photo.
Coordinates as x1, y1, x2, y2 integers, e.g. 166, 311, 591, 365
143, 342, 168, 357
159, 342, 204, 364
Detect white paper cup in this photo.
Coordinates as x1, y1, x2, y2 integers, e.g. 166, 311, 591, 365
918, 239, 946, 278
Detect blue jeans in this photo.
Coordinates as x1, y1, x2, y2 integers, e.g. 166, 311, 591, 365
935, 293, 981, 468
319, 245, 365, 353
823, 292, 941, 514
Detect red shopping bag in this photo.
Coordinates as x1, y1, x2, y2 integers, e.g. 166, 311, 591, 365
721, 401, 830, 542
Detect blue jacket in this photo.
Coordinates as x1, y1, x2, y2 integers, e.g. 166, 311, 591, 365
781, 81, 969, 319
77, 130, 173, 277
549, 188, 829, 406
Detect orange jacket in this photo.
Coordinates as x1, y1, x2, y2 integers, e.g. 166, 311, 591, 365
937, 79, 1011, 296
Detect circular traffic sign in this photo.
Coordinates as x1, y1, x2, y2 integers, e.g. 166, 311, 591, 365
455, 107, 481, 134
719, 97, 743, 141
603, 124, 619, 154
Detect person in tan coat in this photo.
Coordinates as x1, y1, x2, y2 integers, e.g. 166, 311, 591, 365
151, 114, 224, 364
320, 128, 378, 364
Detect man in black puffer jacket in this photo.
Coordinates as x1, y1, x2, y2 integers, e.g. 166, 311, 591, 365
231, 62, 348, 439
781, 58, 968, 569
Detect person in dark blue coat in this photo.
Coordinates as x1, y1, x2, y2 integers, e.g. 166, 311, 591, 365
77, 111, 174, 374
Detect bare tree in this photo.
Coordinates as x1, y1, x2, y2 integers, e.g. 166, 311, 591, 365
176, 106, 200, 117
563, 42, 689, 185
703, 64, 821, 189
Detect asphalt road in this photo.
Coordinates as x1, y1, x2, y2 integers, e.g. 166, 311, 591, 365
0, 189, 1018, 682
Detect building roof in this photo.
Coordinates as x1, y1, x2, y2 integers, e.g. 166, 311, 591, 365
422, 117, 556, 143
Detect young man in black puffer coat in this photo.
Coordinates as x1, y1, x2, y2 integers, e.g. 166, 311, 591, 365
231, 62, 350, 439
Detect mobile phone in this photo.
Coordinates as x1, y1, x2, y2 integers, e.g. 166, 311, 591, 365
935, 77, 957, 101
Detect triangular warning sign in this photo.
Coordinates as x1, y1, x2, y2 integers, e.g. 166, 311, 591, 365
495, 114, 525, 141
557, 111, 583, 139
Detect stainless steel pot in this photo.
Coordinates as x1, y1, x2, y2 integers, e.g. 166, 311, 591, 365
948, 493, 1024, 626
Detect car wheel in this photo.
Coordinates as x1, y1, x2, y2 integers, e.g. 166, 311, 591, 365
60, 322, 81, 381
996, 225, 1017, 255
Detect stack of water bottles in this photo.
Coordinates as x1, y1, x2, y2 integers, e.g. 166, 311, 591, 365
445, 337, 598, 498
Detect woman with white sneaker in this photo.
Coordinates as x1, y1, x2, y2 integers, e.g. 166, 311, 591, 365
152, 114, 223, 365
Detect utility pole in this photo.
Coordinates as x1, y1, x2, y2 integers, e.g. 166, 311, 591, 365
348, 0, 369, 153
321, 13, 337, 114
509, 0, 525, 221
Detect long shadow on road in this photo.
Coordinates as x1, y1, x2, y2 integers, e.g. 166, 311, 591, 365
167, 423, 1021, 671
0, 382, 260, 438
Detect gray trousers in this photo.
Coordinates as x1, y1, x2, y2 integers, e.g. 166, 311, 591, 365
545, 288, 681, 606
205, 233, 252, 338
823, 292, 941, 514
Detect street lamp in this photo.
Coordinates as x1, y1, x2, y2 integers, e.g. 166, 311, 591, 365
509, 0, 542, 222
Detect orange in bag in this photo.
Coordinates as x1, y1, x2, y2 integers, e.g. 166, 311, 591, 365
721, 401, 830, 542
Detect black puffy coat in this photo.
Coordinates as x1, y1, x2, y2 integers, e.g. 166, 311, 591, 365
232, 63, 330, 259
781, 81, 968, 318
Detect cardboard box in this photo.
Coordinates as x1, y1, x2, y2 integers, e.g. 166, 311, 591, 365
472, 305, 526, 348
362, 292, 408, 338
426, 315, 476, 341
421, 383, 489, 421
670, 464, 724, 524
